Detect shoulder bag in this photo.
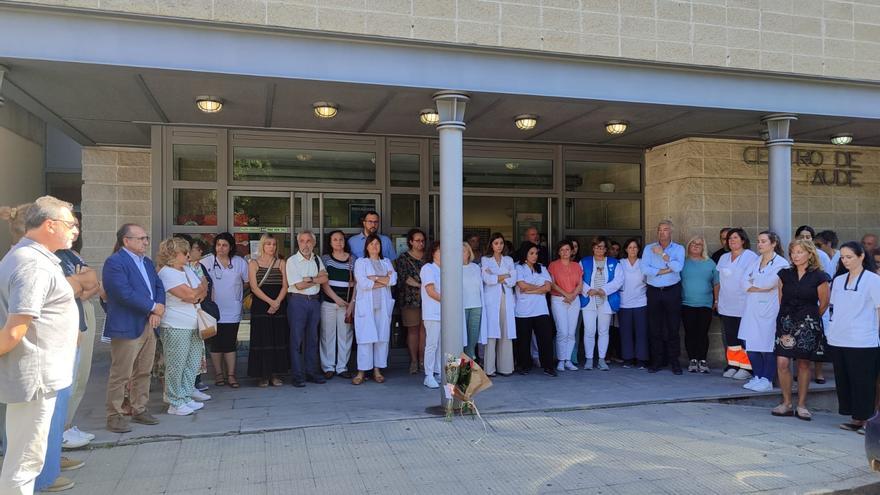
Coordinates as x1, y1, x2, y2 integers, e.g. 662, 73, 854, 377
195, 303, 218, 340
242, 259, 274, 311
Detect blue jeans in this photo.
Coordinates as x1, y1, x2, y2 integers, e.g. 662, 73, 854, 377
35, 349, 79, 490
464, 308, 482, 359
287, 294, 321, 382
618, 306, 649, 362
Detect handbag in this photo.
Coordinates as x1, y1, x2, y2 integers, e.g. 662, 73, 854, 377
344, 258, 355, 325
199, 262, 220, 320
243, 259, 274, 311
195, 305, 218, 340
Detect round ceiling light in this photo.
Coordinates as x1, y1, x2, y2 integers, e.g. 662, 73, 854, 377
831, 133, 853, 146
419, 108, 440, 125
195, 96, 223, 113
505, 162, 520, 170
313, 101, 339, 119
514, 114, 538, 130
605, 120, 628, 135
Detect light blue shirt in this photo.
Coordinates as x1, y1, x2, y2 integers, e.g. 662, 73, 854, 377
348, 232, 397, 260
640, 241, 685, 288
123, 248, 156, 309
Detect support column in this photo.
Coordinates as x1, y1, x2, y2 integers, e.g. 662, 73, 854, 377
763, 114, 798, 248
433, 90, 469, 408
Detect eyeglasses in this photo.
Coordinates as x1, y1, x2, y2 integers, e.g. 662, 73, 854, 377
52, 219, 79, 230
126, 236, 150, 242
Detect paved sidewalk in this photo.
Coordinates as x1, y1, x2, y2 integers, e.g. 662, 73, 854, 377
60, 402, 875, 495
73, 346, 836, 446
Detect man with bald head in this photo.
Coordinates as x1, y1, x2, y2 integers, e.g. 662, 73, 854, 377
863, 233, 878, 253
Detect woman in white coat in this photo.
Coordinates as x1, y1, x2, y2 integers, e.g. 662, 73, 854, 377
480, 232, 517, 377
352, 234, 397, 385
717, 228, 759, 380
738, 231, 788, 392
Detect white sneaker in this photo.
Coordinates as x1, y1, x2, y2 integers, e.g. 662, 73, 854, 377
722, 368, 737, 378
583, 359, 594, 371
191, 390, 212, 401
752, 377, 773, 392
423, 375, 439, 389
597, 358, 609, 371
168, 404, 194, 416
61, 429, 90, 449
742, 377, 759, 390
556, 362, 565, 372
732, 369, 752, 380
71, 426, 95, 441
186, 400, 204, 411
564, 361, 578, 371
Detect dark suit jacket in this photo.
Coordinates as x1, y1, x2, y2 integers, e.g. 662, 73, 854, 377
102, 249, 165, 340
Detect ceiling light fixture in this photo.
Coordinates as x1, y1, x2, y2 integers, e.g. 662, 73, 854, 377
605, 120, 628, 135
505, 162, 520, 170
296, 153, 312, 161
830, 133, 853, 146
514, 114, 538, 130
419, 108, 440, 125
195, 96, 223, 113
313, 101, 338, 119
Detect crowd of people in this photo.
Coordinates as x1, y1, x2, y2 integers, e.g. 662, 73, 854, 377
1, 197, 880, 494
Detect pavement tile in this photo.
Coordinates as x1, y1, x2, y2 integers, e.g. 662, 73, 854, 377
113, 475, 171, 495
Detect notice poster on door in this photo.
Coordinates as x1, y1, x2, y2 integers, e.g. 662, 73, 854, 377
349, 202, 376, 228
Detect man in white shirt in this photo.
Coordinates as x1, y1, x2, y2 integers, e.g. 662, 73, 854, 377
286, 230, 329, 387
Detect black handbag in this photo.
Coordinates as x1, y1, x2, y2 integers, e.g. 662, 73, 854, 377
199, 262, 221, 321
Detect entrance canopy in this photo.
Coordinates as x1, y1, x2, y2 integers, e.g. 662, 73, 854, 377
2, 4, 880, 147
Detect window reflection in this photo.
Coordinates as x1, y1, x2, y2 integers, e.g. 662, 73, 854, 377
233, 147, 376, 184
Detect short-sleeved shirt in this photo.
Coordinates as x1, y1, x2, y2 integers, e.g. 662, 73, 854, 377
463, 263, 483, 309
514, 264, 551, 318
547, 260, 584, 297
322, 254, 354, 303
286, 252, 325, 296
55, 249, 88, 332
420, 263, 441, 321
828, 270, 880, 348
778, 267, 831, 321
158, 265, 200, 329
202, 254, 249, 323
0, 238, 78, 403
717, 250, 759, 317
681, 258, 719, 309
394, 252, 425, 308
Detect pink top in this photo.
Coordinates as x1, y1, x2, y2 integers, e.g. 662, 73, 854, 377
548, 260, 584, 297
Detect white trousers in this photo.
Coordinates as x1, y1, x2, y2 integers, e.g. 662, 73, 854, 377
0, 394, 57, 495
551, 296, 580, 361
357, 342, 388, 371
423, 320, 442, 377
320, 302, 353, 373
582, 308, 612, 360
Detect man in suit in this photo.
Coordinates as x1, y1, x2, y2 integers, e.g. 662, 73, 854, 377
103, 224, 165, 433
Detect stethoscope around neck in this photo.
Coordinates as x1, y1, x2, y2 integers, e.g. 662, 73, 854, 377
212, 256, 233, 280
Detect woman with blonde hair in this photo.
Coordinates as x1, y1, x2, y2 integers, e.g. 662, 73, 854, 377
247, 234, 289, 387
772, 239, 830, 420
462, 242, 485, 359
155, 237, 210, 416
680, 235, 719, 373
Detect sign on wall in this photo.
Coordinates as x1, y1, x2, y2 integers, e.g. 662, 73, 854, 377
742, 147, 861, 187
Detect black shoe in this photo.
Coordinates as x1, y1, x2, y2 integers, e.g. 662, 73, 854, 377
543, 368, 557, 377
672, 367, 683, 375
292, 380, 306, 388
517, 368, 530, 375
647, 367, 660, 373
306, 375, 327, 384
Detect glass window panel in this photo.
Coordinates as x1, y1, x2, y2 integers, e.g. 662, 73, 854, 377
233, 147, 376, 184
173, 189, 217, 226
566, 198, 641, 230
173, 144, 217, 182
432, 155, 553, 189
565, 161, 641, 193
232, 195, 290, 228
232, 232, 293, 260
391, 194, 420, 228
313, 198, 378, 229
462, 196, 550, 248
390, 154, 420, 188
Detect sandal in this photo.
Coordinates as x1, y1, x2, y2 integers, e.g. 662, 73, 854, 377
858, 427, 866, 435
409, 361, 418, 375
214, 373, 226, 387
771, 403, 794, 417
814, 377, 826, 384
352, 373, 365, 385
795, 407, 812, 421
372, 370, 385, 384
227, 374, 240, 389
270, 377, 283, 387
257, 379, 269, 388
840, 422, 864, 432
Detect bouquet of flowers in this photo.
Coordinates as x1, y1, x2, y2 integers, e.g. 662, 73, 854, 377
443, 353, 493, 440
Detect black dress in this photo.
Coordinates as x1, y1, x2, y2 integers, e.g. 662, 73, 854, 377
775, 267, 831, 360
247, 264, 290, 378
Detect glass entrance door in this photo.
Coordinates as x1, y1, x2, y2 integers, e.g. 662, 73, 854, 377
228, 191, 297, 258
304, 193, 381, 254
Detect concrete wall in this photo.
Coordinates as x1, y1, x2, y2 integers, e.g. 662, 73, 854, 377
9, 0, 880, 81
644, 137, 880, 252
80, 147, 152, 272
0, 100, 45, 253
